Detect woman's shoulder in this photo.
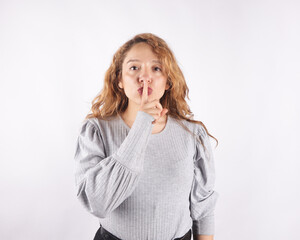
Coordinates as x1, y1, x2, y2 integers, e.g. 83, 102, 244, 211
80, 115, 119, 133
171, 116, 204, 135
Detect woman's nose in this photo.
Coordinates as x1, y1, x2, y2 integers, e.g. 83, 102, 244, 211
138, 68, 152, 83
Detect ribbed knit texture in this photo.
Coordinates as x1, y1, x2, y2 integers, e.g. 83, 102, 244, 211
74, 111, 219, 240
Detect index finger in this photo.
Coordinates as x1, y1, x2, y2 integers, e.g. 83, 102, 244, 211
141, 80, 148, 104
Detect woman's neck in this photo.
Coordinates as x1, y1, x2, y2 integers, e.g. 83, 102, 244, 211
121, 103, 140, 127
121, 104, 167, 128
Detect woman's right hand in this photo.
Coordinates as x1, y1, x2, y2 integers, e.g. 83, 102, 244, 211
138, 80, 168, 124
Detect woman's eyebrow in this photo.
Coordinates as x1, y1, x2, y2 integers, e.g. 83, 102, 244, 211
126, 59, 162, 64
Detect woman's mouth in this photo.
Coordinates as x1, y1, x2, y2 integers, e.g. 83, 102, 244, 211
138, 87, 152, 95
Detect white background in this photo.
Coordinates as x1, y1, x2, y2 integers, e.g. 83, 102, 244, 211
0, 0, 299, 239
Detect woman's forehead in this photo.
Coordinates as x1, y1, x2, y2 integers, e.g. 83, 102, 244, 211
126, 43, 154, 55
124, 44, 161, 62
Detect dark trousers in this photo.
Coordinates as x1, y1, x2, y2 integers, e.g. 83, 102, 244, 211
93, 224, 192, 240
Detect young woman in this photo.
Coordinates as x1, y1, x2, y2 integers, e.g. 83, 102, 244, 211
74, 33, 219, 240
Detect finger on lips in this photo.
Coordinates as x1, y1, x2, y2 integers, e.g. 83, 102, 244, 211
142, 80, 148, 103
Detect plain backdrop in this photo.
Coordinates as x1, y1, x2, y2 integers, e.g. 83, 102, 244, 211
0, 0, 299, 239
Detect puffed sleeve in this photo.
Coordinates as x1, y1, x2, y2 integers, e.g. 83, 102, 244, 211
74, 111, 154, 218
190, 124, 219, 235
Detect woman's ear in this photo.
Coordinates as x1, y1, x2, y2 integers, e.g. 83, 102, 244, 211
165, 81, 172, 91
118, 78, 123, 89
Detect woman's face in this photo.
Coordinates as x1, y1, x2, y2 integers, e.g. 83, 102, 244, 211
118, 42, 169, 107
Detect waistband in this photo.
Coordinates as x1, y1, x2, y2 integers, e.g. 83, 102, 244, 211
98, 225, 191, 240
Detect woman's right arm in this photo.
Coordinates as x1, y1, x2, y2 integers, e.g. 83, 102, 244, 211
74, 111, 154, 218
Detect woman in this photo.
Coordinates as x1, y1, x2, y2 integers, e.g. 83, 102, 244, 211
74, 33, 219, 240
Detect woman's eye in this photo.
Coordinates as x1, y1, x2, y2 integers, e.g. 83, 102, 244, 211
154, 67, 162, 71
130, 66, 138, 70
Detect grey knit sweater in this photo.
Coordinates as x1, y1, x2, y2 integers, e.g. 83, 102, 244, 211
74, 110, 219, 240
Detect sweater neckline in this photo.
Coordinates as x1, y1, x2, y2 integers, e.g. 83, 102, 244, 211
118, 113, 171, 137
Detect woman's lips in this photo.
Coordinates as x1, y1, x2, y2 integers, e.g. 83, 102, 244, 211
138, 87, 152, 95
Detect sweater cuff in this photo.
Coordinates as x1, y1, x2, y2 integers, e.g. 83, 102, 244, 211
192, 215, 215, 235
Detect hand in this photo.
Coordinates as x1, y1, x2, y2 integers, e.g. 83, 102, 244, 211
138, 80, 168, 124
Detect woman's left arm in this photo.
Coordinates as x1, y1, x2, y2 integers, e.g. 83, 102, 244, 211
190, 124, 219, 237
194, 234, 214, 240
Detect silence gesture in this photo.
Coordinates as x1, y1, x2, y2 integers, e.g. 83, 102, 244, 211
138, 80, 168, 124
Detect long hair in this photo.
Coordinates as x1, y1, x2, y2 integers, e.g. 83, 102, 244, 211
84, 33, 218, 149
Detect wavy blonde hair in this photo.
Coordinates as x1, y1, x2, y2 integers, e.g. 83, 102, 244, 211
84, 33, 218, 149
